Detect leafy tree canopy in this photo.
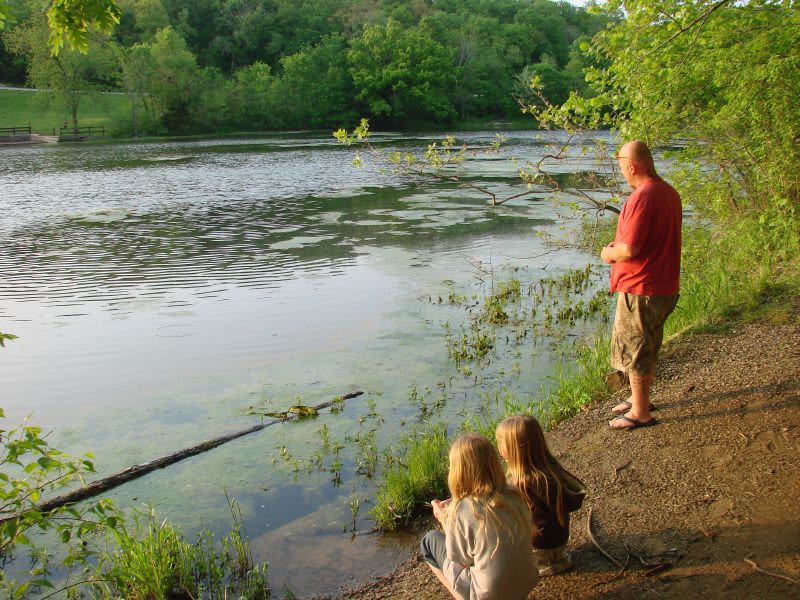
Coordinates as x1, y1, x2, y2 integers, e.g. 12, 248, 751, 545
348, 18, 456, 125
581, 0, 800, 216
0, 0, 121, 54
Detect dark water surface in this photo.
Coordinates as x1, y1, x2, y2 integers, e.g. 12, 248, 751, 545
0, 131, 614, 595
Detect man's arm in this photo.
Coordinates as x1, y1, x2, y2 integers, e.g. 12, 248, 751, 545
601, 242, 639, 264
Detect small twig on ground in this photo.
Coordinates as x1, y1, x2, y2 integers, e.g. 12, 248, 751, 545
701, 528, 717, 541
744, 559, 800, 585
737, 432, 749, 444
643, 563, 671, 576
587, 507, 625, 570
613, 459, 633, 483
595, 551, 630, 586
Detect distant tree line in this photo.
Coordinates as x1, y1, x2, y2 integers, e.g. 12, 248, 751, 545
0, 0, 609, 133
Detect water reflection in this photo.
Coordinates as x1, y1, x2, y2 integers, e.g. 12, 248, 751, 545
0, 130, 616, 596
1, 180, 552, 310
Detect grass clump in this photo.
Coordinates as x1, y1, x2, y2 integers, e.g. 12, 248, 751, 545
94, 502, 269, 600
371, 425, 449, 531
667, 208, 799, 337
538, 335, 611, 429
479, 278, 522, 325
445, 275, 523, 362
446, 325, 495, 362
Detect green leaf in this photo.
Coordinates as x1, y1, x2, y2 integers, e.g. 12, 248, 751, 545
12, 581, 30, 598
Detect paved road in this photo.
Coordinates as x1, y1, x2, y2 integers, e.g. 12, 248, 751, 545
0, 84, 125, 95
0, 85, 36, 92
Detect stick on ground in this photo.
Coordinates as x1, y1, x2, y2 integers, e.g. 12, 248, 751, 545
744, 559, 800, 585
587, 507, 625, 570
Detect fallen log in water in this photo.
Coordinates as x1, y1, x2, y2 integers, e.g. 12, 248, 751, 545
1, 391, 363, 522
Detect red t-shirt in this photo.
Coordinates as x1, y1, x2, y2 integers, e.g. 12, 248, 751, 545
610, 177, 682, 296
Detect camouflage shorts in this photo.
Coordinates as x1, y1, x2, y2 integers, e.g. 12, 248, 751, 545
611, 292, 679, 375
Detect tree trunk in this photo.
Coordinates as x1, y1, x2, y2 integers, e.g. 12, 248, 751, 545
131, 92, 138, 137
70, 96, 79, 132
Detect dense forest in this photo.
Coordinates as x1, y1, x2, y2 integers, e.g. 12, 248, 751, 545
0, 0, 609, 133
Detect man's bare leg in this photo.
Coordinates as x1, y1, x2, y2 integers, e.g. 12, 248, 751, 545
611, 395, 634, 414
611, 369, 654, 415
426, 563, 459, 599
628, 369, 654, 420
610, 369, 655, 428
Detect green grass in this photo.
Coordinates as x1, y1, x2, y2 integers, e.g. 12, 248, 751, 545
0, 89, 134, 136
371, 424, 449, 530
666, 212, 800, 337
93, 502, 270, 600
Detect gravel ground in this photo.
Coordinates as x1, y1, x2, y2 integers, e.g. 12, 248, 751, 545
315, 309, 800, 600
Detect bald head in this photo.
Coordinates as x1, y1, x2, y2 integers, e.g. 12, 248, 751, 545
618, 141, 657, 177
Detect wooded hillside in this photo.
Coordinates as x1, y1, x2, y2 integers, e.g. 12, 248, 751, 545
0, 0, 609, 133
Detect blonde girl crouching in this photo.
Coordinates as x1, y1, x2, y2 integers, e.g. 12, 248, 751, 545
420, 433, 538, 600
496, 415, 586, 577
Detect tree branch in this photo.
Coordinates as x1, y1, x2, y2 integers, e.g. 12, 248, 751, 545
645, 0, 733, 57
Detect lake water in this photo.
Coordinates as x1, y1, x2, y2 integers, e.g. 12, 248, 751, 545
0, 130, 616, 595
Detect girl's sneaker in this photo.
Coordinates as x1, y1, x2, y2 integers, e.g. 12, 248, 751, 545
533, 546, 573, 576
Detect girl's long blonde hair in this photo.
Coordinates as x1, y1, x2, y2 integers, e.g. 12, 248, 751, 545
496, 415, 567, 527
446, 433, 529, 550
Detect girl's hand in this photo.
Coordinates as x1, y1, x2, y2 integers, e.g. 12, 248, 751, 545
431, 498, 451, 526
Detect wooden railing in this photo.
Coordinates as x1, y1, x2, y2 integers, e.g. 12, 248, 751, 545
0, 126, 32, 136
0, 125, 32, 142
55, 125, 106, 141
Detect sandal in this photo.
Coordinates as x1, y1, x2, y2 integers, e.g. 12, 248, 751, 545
609, 413, 658, 430
611, 400, 656, 415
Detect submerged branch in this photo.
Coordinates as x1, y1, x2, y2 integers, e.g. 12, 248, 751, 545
0, 391, 363, 524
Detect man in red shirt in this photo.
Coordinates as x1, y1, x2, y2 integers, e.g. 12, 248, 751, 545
601, 141, 682, 430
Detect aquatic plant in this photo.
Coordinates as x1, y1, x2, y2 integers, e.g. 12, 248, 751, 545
371, 424, 449, 530
446, 325, 495, 362
316, 424, 330, 450
349, 498, 360, 533
91, 498, 269, 600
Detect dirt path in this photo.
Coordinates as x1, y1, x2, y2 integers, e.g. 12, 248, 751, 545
318, 310, 800, 600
